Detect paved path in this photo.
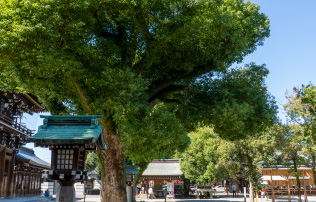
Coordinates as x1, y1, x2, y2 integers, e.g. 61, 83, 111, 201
2, 195, 316, 202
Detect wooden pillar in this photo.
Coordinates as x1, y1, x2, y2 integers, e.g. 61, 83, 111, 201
39, 174, 42, 195
21, 172, 25, 196
12, 171, 16, 197
31, 174, 33, 195
15, 171, 22, 196
6, 149, 15, 198
29, 174, 32, 195
0, 147, 6, 198
27, 173, 31, 196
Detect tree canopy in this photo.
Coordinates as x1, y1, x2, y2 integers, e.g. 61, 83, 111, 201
179, 127, 221, 184
284, 84, 316, 186
0, 0, 272, 200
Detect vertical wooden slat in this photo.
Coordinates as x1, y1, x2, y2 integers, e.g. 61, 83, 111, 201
22, 173, 25, 196
12, 171, 16, 197
0, 148, 6, 198
6, 149, 15, 198
271, 175, 275, 202
27, 173, 30, 196
38, 174, 41, 195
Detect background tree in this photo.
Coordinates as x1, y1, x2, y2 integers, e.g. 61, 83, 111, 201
0, 0, 271, 201
281, 125, 309, 202
218, 125, 281, 202
85, 152, 102, 179
284, 84, 316, 186
179, 127, 221, 185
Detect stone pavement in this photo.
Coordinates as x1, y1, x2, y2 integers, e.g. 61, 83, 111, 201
136, 196, 316, 202
2, 194, 316, 202
0, 194, 100, 202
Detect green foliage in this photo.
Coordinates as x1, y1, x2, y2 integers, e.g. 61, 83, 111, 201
284, 84, 316, 152
0, 0, 272, 197
280, 124, 309, 167
85, 152, 101, 178
284, 84, 316, 186
179, 64, 278, 140
179, 123, 281, 188
215, 123, 282, 198
179, 127, 220, 184
278, 124, 309, 202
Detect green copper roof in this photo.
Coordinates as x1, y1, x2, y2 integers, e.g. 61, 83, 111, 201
27, 115, 106, 150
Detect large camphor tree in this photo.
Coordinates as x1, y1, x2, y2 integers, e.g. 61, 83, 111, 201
1, 0, 272, 201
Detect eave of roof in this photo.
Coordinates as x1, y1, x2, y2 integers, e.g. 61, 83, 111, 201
16, 148, 50, 169
142, 159, 183, 176
27, 115, 106, 149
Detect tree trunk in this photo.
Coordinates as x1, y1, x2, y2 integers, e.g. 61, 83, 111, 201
248, 156, 255, 202
312, 154, 316, 187
294, 158, 302, 202
99, 130, 127, 202
249, 174, 254, 202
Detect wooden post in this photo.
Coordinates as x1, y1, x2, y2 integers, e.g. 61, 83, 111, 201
6, 149, 15, 198
27, 173, 31, 196
39, 174, 42, 195
21, 172, 25, 196
12, 171, 16, 197
0, 148, 6, 198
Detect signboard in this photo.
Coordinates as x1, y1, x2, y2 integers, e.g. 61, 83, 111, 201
167, 182, 174, 197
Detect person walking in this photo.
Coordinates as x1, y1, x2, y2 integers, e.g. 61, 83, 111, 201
148, 186, 153, 199
261, 188, 267, 201
232, 184, 237, 197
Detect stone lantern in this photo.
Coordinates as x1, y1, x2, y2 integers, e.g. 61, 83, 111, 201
27, 115, 106, 202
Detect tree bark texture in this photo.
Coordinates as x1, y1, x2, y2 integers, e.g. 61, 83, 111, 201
312, 155, 316, 187
99, 130, 127, 202
294, 159, 302, 202
249, 174, 254, 202
248, 156, 254, 202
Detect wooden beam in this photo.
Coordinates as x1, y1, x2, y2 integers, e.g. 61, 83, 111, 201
271, 174, 275, 202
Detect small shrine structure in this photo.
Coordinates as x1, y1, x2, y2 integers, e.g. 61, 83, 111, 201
141, 159, 184, 198
27, 115, 106, 202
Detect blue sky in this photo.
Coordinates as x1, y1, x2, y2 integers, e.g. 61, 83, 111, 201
24, 0, 316, 162
241, 0, 316, 121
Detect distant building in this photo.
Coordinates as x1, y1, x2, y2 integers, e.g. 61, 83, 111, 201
141, 159, 183, 198
0, 89, 47, 198
14, 147, 50, 196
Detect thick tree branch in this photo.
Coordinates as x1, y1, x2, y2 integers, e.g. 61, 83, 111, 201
72, 77, 95, 115
98, 31, 120, 42
147, 60, 217, 99
148, 85, 185, 103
